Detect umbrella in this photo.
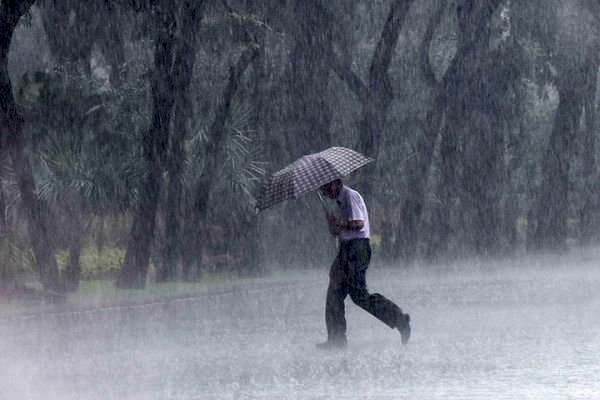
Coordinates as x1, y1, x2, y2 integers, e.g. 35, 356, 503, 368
256, 146, 373, 212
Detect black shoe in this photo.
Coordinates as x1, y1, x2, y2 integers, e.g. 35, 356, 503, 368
316, 338, 347, 350
397, 313, 411, 345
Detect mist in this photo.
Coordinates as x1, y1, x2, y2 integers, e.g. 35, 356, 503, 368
1, 1, 600, 399
2, 248, 600, 399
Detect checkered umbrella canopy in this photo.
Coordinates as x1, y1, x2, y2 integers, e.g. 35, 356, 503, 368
256, 147, 373, 212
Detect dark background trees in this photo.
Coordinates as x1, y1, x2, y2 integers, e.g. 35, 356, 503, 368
1, 0, 600, 295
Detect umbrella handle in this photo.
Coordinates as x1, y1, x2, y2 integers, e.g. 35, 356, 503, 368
317, 191, 329, 214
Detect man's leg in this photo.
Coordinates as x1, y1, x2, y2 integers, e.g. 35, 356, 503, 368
348, 269, 401, 328
346, 240, 411, 343
320, 254, 349, 347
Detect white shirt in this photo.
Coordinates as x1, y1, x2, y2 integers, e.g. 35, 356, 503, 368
336, 185, 370, 241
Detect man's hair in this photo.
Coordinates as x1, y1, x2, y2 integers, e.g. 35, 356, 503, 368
321, 179, 342, 190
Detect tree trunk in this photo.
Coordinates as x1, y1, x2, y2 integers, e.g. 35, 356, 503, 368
579, 63, 599, 244
530, 65, 589, 250
65, 214, 89, 292
394, 0, 446, 260
499, 117, 523, 252
356, 0, 415, 203
429, 109, 460, 257
96, 214, 105, 253
236, 214, 262, 277
310, 0, 412, 193
461, 109, 504, 254
1, 0, 63, 295
116, 2, 178, 289
182, 44, 260, 281
425, 0, 505, 258
275, 0, 336, 267
285, 0, 334, 156
159, 0, 206, 282
66, 236, 82, 291
0, 174, 7, 287
243, 11, 269, 277
326, 0, 416, 260
0, 174, 6, 233
180, 205, 199, 280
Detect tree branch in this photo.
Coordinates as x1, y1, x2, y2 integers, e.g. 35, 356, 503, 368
330, 0, 415, 105
368, 0, 415, 85
441, 0, 504, 89
420, 0, 447, 87
329, 52, 368, 102
205, 43, 261, 165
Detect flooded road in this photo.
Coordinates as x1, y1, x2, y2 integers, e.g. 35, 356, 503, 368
1, 251, 600, 399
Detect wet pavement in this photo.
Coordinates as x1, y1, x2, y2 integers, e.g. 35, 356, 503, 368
1, 251, 600, 399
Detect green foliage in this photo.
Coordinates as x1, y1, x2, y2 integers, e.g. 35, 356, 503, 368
54, 251, 68, 273
3, 0, 598, 272
516, 217, 528, 241
370, 233, 382, 253
0, 235, 36, 280
55, 247, 125, 280
219, 102, 267, 206
230, 12, 272, 30
16, 59, 150, 215
184, 101, 266, 214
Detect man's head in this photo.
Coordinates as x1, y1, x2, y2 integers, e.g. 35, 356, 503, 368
319, 179, 343, 199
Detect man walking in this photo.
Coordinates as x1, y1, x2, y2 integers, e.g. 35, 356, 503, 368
317, 179, 411, 349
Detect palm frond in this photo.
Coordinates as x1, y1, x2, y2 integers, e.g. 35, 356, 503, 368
182, 100, 266, 213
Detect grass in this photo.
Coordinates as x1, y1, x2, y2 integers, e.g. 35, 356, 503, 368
0, 271, 247, 318
0, 263, 325, 319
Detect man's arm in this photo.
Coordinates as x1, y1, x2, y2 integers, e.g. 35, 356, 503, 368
326, 214, 364, 235
343, 219, 364, 230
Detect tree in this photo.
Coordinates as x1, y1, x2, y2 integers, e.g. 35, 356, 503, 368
393, 0, 447, 260
1, 0, 64, 295
529, 0, 600, 249
181, 43, 260, 280
420, 0, 509, 258
38, 0, 129, 84
579, 2, 600, 244
328, 0, 416, 203
284, 0, 335, 157
18, 67, 146, 291
158, 0, 207, 282
578, 61, 599, 244
116, 1, 182, 288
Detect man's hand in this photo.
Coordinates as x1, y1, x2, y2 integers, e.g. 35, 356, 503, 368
326, 214, 364, 236
326, 213, 343, 236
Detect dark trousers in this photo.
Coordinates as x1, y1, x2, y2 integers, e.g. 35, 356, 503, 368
325, 239, 402, 341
